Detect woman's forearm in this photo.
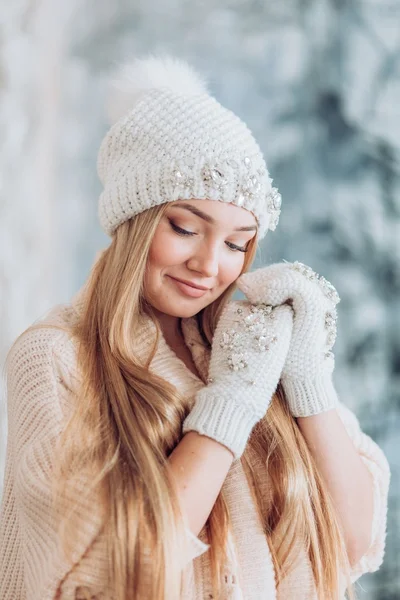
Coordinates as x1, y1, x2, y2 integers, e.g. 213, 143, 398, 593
168, 431, 234, 537
297, 409, 374, 566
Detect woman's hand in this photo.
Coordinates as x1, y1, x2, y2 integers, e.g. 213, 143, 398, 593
237, 260, 340, 417
182, 299, 294, 459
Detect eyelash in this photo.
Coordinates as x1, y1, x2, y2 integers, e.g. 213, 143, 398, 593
169, 220, 248, 253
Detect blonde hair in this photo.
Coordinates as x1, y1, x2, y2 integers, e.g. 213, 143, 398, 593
20, 203, 355, 599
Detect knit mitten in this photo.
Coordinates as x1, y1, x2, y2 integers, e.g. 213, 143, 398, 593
237, 261, 340, 418
182, 300, 294, 460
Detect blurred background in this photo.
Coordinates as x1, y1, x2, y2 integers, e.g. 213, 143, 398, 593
0, 0, 399, 597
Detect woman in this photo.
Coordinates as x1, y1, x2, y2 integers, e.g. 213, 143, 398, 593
0, 56, 390, 600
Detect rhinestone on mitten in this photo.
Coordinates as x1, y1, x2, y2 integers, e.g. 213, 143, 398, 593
218, 304, 277, 372
324, 308, 338, 351
236, 261, 341, 417
286, 261, 340, 305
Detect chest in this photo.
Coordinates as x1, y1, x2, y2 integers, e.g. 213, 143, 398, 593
172, 343, 204, 380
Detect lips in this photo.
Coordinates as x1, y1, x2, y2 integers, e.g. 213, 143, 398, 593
167, 276, 211, 298
170, 277, 210, 290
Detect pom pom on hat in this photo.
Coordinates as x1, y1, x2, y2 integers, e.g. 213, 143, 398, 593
106, 54, 209, 125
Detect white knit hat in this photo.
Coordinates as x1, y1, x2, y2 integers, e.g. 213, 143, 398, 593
97, 55, 282, 239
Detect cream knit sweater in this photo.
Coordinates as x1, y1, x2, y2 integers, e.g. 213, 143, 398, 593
0, 287, 390, 599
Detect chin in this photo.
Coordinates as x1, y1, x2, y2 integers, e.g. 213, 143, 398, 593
157, 301, 208, 319
156, 291, 223, 318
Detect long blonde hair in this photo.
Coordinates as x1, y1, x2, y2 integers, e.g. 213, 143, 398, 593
41, 204, 354, 598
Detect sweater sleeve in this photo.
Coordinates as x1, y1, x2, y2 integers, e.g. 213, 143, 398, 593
0, 326, 97, 600
335, 401, 390, 582
0, 324, 209, 600
0, 427, 25, 599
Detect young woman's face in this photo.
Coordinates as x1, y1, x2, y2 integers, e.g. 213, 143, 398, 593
144, 199, 257, 318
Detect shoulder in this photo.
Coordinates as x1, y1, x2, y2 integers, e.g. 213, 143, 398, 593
8, 303, 77, 368
6, 303, 81, 420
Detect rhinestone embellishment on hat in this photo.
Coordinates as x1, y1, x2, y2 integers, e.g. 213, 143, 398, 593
202, 165, 228, 191
265, 187, 282, 231
238, 173, 261, 205
219, 304, 278, 373
168, 156, 282, 234
171, 168, 195, 196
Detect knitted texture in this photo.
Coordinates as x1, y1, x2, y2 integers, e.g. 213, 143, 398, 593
0, 289, 390, 599
237, 261, 341, 417
97, 56, 282, 238
182, 300, 294, 459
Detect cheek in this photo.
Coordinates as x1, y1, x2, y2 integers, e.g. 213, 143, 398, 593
218, 254, 246, 288
148, 228, 190, 270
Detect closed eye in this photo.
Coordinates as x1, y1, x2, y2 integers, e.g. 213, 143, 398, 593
169, 221, 195, 236
226, 242, 248, 253
169, 220, 248, 252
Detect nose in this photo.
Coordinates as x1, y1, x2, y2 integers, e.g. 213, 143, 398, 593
186, 242, 220, 278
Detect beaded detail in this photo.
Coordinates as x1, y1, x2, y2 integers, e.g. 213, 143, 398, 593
287, 261, 341, 305
219, 304, 278, 373
265, 187, 282, 231
202, 165, 229, 191
283, 260, 339, 358
171, 167, 195, 196
168, 156, 282, 233
325, 309, 338, 349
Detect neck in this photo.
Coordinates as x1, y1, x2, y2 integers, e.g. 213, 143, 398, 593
151, 309, 183, 347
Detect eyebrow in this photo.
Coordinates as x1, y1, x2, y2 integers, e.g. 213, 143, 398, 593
171, 202, 258, 232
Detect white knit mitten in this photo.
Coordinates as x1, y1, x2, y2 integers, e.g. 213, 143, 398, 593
237, 261, 340, 418
182, 300, 294, 460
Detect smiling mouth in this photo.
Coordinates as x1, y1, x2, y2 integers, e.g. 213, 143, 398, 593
169, 276, 211, 290
167, 276, 212, 298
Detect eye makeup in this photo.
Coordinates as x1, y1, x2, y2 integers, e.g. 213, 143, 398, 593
168, 219, 248, 252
